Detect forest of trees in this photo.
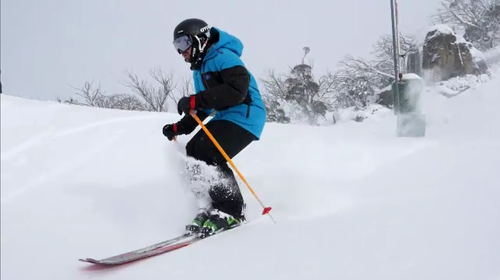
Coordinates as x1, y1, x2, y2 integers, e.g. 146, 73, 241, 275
59, 0, 500, 125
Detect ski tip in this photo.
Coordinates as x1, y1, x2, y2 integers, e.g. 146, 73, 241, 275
262, 206, 272, 215
79, 258, 116, 266
79, 258, 99, 264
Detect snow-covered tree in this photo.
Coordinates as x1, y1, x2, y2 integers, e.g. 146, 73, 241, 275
328, 33, 419, 109
433, 0, 500, 50
327, 69, 377, 109
261, 47, 336, 125
370, 34, 419, 76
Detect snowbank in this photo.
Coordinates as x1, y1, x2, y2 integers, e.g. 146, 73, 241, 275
2, 68, 500, 279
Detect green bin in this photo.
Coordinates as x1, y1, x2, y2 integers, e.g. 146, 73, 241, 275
392, 74, 426, 137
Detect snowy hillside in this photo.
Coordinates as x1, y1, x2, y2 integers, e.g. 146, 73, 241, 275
2, 69, 500, 279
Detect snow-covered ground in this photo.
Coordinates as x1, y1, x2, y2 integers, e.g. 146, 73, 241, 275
2, 68, 500, 279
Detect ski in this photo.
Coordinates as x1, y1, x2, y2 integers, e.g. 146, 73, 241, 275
78, 233, 197, 266
78, 223, 246, 266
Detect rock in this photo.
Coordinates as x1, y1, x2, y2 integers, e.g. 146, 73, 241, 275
377, 88, 393, 107
422, 25, 476, 82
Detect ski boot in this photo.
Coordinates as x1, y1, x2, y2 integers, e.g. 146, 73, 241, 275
199, 209, 245, 238
185, 208, 210, 235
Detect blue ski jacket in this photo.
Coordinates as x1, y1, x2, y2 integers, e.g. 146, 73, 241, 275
189, 27, 267, 140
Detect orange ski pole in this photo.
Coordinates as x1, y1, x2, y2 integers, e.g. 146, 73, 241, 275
189, 110, 275, 222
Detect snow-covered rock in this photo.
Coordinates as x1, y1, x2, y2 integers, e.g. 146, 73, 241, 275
422, 24, 477, 82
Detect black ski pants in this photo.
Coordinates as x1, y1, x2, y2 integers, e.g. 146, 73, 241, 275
185, 120, 256, 218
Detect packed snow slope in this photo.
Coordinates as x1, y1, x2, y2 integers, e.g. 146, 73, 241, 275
2, 72, 500, 280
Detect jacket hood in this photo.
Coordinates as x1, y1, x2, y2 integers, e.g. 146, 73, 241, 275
204, 27, 244, 60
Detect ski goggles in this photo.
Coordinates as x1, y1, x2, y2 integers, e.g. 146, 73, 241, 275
173, 35, 192, 54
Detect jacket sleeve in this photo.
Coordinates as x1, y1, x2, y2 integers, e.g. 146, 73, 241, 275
175, 109, 210, 135
194, 65, 250, 111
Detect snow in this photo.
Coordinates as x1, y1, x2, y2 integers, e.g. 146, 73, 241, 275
401, 73, 423, 81
424, 24, 456, 42
333, 104, 392, 124
454, 33, 468, 44
468, 43, 484, 60
427, 24, 455, 36
2, 69, 500, 279
483, 45, 500, 65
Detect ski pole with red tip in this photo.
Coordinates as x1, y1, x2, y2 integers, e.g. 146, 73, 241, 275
189, 110, 275, 222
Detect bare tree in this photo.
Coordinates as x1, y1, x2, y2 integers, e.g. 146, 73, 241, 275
261, 69, 288, 98
171, 75, 194, 104
124, 68, 176, 112
57, 97, 82, 105
101, 94, 146, 111
62, 80, 149, 111
434, 0, 491, 29
260, 69, 289, 120
335, 33, 417, 86
316, 70, 337, 109
70, 80, 106, 107
339, 55, 394, 80
370, 34, 418, 75
301, 46, 310, 64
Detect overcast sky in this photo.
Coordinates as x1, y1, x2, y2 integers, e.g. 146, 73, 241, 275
2, 0, 442, 102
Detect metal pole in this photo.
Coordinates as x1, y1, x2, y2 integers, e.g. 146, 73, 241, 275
390, 0, 400, 113
395, 0, 403, 73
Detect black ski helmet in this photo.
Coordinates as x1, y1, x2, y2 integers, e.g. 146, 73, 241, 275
173, 18, 212, 70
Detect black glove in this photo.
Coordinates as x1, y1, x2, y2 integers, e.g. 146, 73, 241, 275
177, 96, 195, 115
162, 123, 178, 141
177, 94, 209, 115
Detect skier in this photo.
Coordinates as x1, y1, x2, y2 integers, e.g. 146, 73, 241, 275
162, 18, 267, 236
